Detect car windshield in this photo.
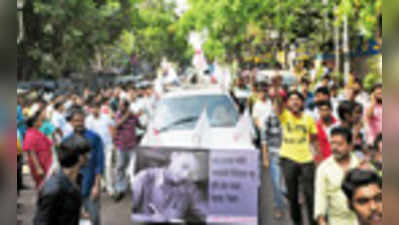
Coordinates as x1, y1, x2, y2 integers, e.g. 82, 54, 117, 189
153, 95, 239, 131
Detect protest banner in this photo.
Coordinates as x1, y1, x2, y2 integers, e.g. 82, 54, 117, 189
131, 147, 259, 225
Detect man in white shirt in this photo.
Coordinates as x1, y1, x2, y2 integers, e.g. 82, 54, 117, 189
330, 84, 341, 110
339, 79, 370, 109
85, 101, 115, 196
51, 102, 72, 143
315, 127, 360, 225
252, 84, 273, 131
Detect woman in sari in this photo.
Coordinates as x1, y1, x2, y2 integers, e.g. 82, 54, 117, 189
23, 111, 53, 189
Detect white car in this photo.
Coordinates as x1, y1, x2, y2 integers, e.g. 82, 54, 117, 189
256, 70, 297, 86
130, 87, 259, 222
140, 87, 257, 150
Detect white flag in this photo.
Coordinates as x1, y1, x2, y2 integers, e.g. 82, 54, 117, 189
192, 110, 210, 147
233, 107, 254, 143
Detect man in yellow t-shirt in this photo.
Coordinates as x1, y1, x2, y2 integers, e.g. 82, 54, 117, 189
278, 107, 318, 163
273, 82, 319, 225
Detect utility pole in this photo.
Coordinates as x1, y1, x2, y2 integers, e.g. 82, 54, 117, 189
17, 0, 24, 44
334, 5, 340, 75
324, 0, 341, 76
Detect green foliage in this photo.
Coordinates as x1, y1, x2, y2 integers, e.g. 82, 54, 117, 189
363, 54, 382, 92
18, 0, 381, 80
363, 73, 381, 92
129, 0, 191, 69
19, 0, 135, 79
177, 0, 334, 64
335, 0, 382, 38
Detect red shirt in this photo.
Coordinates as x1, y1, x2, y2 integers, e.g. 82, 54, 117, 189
23, 128, 53, 189
269, 88, 287, 99
315, 116, 337, 164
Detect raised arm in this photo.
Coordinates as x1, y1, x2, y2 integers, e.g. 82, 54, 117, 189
271, 75, 284, 116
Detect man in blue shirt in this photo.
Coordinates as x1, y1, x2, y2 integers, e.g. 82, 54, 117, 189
299, 77, 315, 110
66, 108, 104, 225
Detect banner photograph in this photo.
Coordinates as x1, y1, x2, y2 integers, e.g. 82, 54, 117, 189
131, 147, 259, 224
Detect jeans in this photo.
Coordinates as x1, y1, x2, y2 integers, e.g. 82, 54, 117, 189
114, 149, 136, 194
82, 197, 101, 225
49, 146, 60, 176
268, 153, 285, 211
280, 157, 315, 225
17, 155, 22, 195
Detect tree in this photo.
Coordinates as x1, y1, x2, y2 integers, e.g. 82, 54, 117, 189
129, 0, 192, 72
177, 0, 330, 64
18, 0, 135, 80
335, 0, 382, 38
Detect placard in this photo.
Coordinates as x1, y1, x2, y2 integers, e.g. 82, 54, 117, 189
131, 147, 259, 224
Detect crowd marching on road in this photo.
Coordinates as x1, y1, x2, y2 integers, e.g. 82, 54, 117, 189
17, 62, 382, 225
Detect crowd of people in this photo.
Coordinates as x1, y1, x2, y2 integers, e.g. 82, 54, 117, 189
242, 65, 382, 225
17, 85, 156, 225
17, 61, 382, 225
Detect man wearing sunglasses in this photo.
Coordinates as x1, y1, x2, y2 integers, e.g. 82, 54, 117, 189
342, 169, 382, 225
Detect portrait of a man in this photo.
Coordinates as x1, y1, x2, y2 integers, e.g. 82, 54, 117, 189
131, 151, 208, 223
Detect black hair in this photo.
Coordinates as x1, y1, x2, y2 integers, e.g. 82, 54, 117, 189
101, 97, 109, 105
26, 111, 42, 128
300, 77, 310, 85
331, 126, 353, 144
338, 100, 356, 121
315, 87, 330, 96
286, 90, 305, 102
322, 74, 331, 80
374, 133, 382, 150
58, 135, 91, 168
353, 78, 363, 88
317, 100, 332, 109
54, 102, 63, 110
372, 83, 382, 93
257, 82, 269, 92
66, 106, 86, 122
121, 99, 130, 109
342, 169, 382, 207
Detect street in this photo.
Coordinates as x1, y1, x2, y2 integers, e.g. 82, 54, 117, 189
16, 0, 382, 224
18, 167, 295, 225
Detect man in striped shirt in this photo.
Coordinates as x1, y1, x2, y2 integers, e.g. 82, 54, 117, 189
113, 99, 141, 200
261, 100, 285, 219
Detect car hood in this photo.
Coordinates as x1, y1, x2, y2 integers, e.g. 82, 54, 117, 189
140, 127, 256, 150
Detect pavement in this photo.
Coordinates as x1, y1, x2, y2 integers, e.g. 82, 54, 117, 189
17, 167, 295, 225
